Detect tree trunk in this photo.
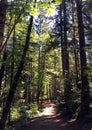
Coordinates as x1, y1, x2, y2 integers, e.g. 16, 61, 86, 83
0, 51, 7, 88
61, 0, 73, 114
71, 0, 80, 88
76, 0, 90, 117
0, 0, 7, 54
36, 46, 46, 104
0, 16, 33, 130
8, 27, 15, 124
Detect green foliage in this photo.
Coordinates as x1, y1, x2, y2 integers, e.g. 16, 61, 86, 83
55, 0, 62, 5
87, 62, 92, 82
4, 104, 39, 130
37, 2, 48, 8
11, 108, 21, 121
1, 0, 92, 128
30, 8, 38, 16
19, 104, 39, 118
10, 103, 39, 122
28, 0, 62, 17
47, 8, 55, 16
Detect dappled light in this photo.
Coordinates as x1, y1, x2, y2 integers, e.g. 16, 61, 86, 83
26, 103, 92, 130
39, 103, 56, 116
0, 0, 92, 130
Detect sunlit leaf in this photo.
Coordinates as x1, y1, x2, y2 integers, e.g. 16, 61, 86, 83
37, 2, 43, 8
37, 2, 48, 8
30, 8, 38, 16
51, 3, 56, 8
42, 2, 48, 8
49, 0, 53, 2
55, 0, 62, 5
47, 8, 55, 16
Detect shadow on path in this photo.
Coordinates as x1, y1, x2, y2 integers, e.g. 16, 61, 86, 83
26, 103, 92, 130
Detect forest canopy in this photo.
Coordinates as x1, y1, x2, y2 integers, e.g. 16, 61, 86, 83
0, 0, 92, 129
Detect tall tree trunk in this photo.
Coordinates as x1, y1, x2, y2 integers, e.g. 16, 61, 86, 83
8, 27, 15, 124
0, 0, 7, 54
71, 0, 79, 88
52, 51, 57, 100
62, 0, 73, 114
36, 46, 46, 104
0, 16, 33, 129
0, 51, 7, 88
36, 45, 41, 103
76, 0, 90, 117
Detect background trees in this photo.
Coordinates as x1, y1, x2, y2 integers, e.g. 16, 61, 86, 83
0, 0, 92, 129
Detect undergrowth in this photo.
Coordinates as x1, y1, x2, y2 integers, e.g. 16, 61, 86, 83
4, 103, 39, 130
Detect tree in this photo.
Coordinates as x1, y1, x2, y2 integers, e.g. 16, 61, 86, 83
76, 0, 90, 117
61, 0, 73, 114
0, 15, 33, 129
0, 0, 7, 54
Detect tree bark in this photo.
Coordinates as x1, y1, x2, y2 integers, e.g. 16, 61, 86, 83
0, 51, 7, 88
61, 0, 73, 114
76, 0, 90, 117
71, 0, 80, 89
0, 0, 7, 54
36, 46, 46, 104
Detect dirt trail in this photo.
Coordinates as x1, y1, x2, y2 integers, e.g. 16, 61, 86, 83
26, 103, 92, 130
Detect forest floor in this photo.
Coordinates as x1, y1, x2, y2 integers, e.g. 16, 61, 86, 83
26, 103, 92, 130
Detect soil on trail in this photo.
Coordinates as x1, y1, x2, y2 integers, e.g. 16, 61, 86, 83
26, 103, 92, 130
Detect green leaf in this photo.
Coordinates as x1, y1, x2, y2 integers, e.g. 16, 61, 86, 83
47, 8, 55, 16
37, 2, 48, 9
49, 0, 53, 2
37, 2, 43, 8
55, 0, 62, 5
50, 3, 56, 8
30, 8, 38, 16
42, 2, 48, 8
25, 4, 31, 12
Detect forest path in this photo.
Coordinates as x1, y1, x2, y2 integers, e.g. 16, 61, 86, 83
26, 103, 92, 130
